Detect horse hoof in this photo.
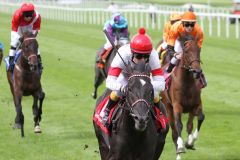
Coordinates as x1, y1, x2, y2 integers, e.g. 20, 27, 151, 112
185, 143, 196, 150
92, 93, 97, 99
13, 123, 21, 129
176, 147, 186, 154
176, 154, 181, 160
34, 125, 42, 133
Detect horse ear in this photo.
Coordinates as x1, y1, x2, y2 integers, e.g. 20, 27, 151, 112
122, 61, 133, 77
144, 63, 151, 76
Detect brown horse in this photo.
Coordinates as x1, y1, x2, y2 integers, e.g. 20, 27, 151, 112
161, 35, 205, 160
7, 32, 45, 137
92, 37, 129, 99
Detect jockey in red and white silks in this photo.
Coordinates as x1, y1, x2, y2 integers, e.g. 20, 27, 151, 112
8, 3, 42, 72
101, 27, 165, 126
106, 43, 165, 98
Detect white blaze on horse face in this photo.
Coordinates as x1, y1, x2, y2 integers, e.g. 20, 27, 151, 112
140, 79, 146, 87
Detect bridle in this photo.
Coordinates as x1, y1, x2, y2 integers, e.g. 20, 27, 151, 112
16, 37, 38, 72
181, 40, 202, 79
124, 74, 153, 117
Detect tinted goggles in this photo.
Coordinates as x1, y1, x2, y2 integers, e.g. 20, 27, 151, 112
183, 22, 195, 28
133, 53, 150, 59
23, 11, 34, 18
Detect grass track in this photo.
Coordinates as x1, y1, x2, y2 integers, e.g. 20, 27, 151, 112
0, 12, 240, 160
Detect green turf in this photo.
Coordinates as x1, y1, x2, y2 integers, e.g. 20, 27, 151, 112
0, 12, 240, 160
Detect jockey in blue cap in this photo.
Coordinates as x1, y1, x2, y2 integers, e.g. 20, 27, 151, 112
97, 13, 129, 65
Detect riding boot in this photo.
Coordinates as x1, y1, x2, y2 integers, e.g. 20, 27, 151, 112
9, 56, 15, 73
166, 63, 175, 73
154, 100, 169, 133
166, 56, 178, 73
102, 97, 118, 127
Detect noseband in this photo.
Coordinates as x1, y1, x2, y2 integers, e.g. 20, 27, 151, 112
124, 74, 152, 116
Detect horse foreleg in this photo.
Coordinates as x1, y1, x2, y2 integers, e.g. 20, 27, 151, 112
185, 112, 195, 149
32, 95, 40, 133
173, 105, 185, 154
92, 66, 105, 99
0, 52, 3, 66
38, 91, 45, 123
192, 108, 205, 144
14, 95, 24, 137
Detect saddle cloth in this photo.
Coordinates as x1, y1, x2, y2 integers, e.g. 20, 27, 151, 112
93, 96, 168, 136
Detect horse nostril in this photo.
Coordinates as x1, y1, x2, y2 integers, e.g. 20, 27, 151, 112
134, 116, 139, 120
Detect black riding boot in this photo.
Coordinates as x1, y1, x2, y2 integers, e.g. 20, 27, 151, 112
166, 63, 175, 73
9, 56, 15, 73
102, 98, 118, 127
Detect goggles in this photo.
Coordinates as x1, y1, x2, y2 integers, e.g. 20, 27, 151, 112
133, 53, 150, 60
23, 11, 34, 18
183, 22, 195, 28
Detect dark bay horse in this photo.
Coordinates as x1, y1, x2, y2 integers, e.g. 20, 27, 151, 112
93, 61, 168, 160
7, 32, 45, 137
92, 37, 129, 99
161, 35, 205, 160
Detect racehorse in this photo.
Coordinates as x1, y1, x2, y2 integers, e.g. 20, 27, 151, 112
7, 31, 45, 137
93, 61, 168, 160
92, 36, 129, 99
161, 35, 205, 160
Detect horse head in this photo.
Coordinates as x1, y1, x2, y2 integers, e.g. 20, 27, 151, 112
21, 32, 38, 71
123, 61, 153, 132
180, 34, 202, 79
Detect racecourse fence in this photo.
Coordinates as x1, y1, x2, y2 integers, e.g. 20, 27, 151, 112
0, 1, 240, 39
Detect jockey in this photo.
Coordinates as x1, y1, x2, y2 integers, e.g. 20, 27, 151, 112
156, 13, 181, 54
102, 28, 165, 126
8, 2, 42, 72
166, 11, 203, 73
165, 11, 207, 87
98, 13, 129, 64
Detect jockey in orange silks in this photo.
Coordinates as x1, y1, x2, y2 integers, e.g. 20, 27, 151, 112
165, 11, 207, 87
